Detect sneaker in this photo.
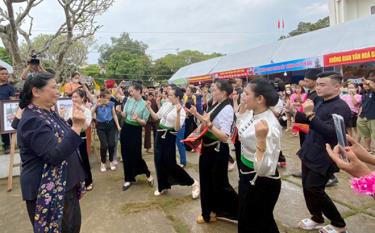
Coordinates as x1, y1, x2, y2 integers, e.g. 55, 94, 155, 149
154, 189, 168, 196
228, 161, 237, 172
122, 182, 132, 191
110, 162, 116, 171
86, 184, 94, 191
326, 176, 339, 187
100, 163, 107, 172
298, 218, 324, 230
112, 160, 118, 166
196, 213, 217, 224
319, 224, 348, 233
191, 180, 200, 199
147, 175, 154, 187
179, 163, 186, 168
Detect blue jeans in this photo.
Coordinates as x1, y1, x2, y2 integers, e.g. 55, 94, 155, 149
176, 124, 187, 165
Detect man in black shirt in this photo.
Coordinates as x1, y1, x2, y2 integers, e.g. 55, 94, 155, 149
293, 69, 321, 177
0, 67, 16, 153
296, 72, 350, 233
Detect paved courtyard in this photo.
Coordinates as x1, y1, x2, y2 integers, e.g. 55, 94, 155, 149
0, 132, 374, 233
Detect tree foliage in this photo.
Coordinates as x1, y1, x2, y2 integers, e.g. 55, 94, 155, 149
152, 50, 222, 81
0, 47, 11, 64
0, 0, 114, 80
280, 16, 329, 39
20, 34, 93, 78
99, 33, 151, 80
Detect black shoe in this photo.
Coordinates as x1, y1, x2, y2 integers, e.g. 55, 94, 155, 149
292, 171, 302, 178
326, 176, 339, 187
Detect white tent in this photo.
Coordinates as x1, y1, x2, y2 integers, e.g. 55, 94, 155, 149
169, 14, 375, 84
0, 59, 13, 73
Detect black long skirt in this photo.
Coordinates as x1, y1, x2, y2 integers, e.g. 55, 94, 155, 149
120, 123, 151, 182
238, 161, 281, 233
199, 137, 239, 222
154, 130, 194, 192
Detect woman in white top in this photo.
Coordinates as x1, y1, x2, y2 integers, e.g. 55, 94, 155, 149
66, 89, 94, 191
187, 80, 238, 224
236, 78, 282, 233
147, 86, 200, 198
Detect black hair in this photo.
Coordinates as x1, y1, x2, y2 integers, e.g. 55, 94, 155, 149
187, 86, 197, 94
131, 81, 143, 93
317, 71, 343, 84
171, 86, 184, 100
71, 71, 80, 78
249, 78, 279, 107
366, 70, 375, 81
0, 66, 7, 72
215, 79, 233, 96
305, 68, 322, 81
72, 88, 87, 103
99, 89, 111, 98
19, 72, 54, 109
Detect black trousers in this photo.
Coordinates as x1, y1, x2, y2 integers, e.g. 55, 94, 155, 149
154, 131, 194, 191
144, 120, 158, 149
26, 185, 81, 233
199, 139, 238, 222
184, 116, 197, 151
1, 133, 10, 150
96, 120, 116, 163
234, 136, 241, 172
238, 162, 281, 233
302, 164, 346, 228
79, 138, 93, 186
121, 123, 150, 182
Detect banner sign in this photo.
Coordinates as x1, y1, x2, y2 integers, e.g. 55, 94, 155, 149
188, 75, 212, 84
215, 68, 252, 79
324, 47, 375, 67
254, 57, 322, 75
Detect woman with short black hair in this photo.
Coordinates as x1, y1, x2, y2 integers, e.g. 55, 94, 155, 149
237, 78, 282, 233
17, 72, 86, 233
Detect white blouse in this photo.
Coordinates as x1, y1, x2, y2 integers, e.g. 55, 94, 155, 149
236, 109, 281, 177
157, 101, 186, 129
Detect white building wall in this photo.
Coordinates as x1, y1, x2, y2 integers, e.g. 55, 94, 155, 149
329, 0, 375, 26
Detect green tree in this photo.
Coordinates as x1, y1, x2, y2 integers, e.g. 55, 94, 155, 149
20, 34, 93, 80
99, 33, 152, 80
82, 64, 101, 78
0, 47, 11, 64
280, 16, 330, 39
152, 50, 222, 81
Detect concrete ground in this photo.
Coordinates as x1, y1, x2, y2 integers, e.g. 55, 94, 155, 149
0, 132, 374, 233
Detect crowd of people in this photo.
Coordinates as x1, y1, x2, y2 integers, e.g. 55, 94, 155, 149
0, 65, 374, 233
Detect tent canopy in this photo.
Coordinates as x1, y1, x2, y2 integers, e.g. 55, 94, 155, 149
169, 14, 375, 84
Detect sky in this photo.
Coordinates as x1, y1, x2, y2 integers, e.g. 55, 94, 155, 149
7, 0, 329, 64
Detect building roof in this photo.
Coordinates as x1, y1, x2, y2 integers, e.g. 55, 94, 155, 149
169, 14, 375, 84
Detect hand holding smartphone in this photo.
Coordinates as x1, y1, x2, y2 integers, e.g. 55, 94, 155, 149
332, 114, 348, 162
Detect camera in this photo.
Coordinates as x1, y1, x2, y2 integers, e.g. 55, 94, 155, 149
29, 50, 40, 65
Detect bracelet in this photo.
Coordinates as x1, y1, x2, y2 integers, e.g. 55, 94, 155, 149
256, 144, 266, 153
306, 113, 316, 121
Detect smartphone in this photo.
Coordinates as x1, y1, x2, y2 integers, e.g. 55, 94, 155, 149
332, 114, 348, 162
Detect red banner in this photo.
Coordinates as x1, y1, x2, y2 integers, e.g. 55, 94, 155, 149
216, 68, 252, 79
188, 75, 212, 84
324, 47, 375, 67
